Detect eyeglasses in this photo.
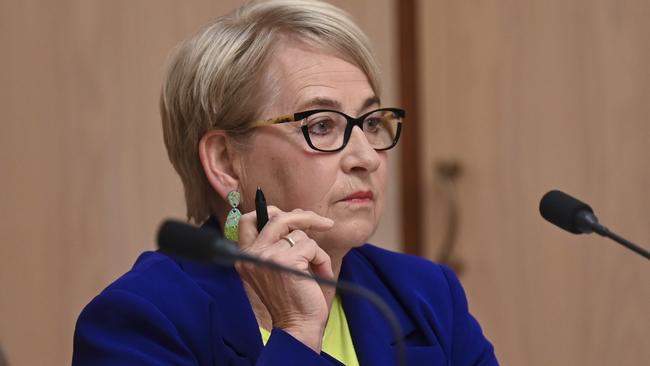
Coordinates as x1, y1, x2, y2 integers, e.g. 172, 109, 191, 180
250, 108, 404, 152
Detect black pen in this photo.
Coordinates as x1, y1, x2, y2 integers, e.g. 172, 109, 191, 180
255, 187, 269, 232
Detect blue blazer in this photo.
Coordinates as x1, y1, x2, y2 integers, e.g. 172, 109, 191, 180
73, 243, 497, 365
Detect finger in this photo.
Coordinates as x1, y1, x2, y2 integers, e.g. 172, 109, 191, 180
256, 211, 334, 245
275, 231, 294, 249
266, 205, 283, 216
278, 235, 296, 249
256, 229, 307, 260
238, 206, 284, 247
307, 246, 334, 280
286, 229, 308, 241
284, 237, 332, 277
249, 231, 316, 270
238, 210, 260, 247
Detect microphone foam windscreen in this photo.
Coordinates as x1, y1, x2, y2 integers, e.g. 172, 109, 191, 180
539, 190, 594, 234
158, 220, 223, 261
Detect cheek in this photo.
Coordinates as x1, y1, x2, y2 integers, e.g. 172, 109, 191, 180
255, 152, 338, 213
372, 156, 390, 218
280, 158, 338, 208
375, 154, 389, 194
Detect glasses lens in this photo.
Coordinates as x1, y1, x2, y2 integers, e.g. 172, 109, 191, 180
303, 111, 347, 150
363, 109, 401, 149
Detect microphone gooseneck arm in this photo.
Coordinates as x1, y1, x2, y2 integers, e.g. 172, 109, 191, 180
575, 214, 650, 260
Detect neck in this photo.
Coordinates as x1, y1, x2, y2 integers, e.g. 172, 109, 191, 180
326, 247, 348, 279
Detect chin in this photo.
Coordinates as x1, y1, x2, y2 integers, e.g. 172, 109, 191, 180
319, 219, 377, 251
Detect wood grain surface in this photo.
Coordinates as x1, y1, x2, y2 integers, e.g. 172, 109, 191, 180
419, 0, 650, 364
0, 1, 399, 364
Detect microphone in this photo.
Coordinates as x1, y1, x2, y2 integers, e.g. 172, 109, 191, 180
157, 220, 244, 264
156, 219, 407, 366
539, 190, 650, 260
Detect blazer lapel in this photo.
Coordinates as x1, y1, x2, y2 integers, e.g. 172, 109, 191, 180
339, 247, 450, 366
338, 250, 417, 366
192, 217, 264, 360
177, 257, 263, 364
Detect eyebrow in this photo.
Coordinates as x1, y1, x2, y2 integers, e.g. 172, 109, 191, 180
296, 95, 381, 115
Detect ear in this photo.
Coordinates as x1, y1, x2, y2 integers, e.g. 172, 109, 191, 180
198, 130, 241, 202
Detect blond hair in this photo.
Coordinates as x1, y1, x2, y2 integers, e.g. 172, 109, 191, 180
160, 0, 381, 223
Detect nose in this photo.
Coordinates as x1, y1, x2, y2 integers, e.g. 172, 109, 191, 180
340, 126, 381, 173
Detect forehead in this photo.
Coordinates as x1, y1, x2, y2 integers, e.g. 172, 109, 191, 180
264, 40, 377, 114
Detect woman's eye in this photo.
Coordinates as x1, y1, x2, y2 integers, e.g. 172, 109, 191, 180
365, 118, 384, 133
307, 119, 334, 135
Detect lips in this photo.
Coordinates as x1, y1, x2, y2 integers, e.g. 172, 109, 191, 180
339, 190, 374, 202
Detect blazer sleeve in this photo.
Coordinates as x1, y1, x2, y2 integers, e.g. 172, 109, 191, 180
72, 289, 199, 366
73, 289, 343, 366
440, 265, 499, 366
259, 329, 345, 366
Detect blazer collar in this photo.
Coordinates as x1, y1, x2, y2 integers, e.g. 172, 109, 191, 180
338, 246, 417, 366
184, 217, 263, 360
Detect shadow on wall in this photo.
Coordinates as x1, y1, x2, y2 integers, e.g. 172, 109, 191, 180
0, 343, 7, 366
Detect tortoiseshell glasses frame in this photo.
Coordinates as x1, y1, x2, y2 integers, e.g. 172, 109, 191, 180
250, 107, 404, 152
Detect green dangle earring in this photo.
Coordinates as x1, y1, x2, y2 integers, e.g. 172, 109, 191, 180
224, 190, 242, 242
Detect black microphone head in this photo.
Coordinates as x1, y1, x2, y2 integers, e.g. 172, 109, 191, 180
157, 219, 240, 263
539, 190, 594, 234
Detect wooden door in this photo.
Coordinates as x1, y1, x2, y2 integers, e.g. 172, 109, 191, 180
418, 1, 650, 365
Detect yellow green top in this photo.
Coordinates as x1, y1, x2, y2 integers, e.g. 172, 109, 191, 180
259, 295, 359, 366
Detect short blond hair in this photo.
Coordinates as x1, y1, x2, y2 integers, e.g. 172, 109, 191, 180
160, 0, 381, 223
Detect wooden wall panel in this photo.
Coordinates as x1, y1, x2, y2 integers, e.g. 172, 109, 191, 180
0, 1, 399, 364
419, 0, 650, 365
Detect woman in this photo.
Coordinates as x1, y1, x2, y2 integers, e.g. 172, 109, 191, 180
73, 0, 498, 365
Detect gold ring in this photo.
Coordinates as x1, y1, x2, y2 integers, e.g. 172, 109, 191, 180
281, 235, 296, 248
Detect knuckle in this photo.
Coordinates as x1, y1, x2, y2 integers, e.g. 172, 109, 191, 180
257, 250, 273, 261
319, 250, 331, 263
308, 211, 323, 220
291, 229, 306, 238
270, 214, 291, 227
